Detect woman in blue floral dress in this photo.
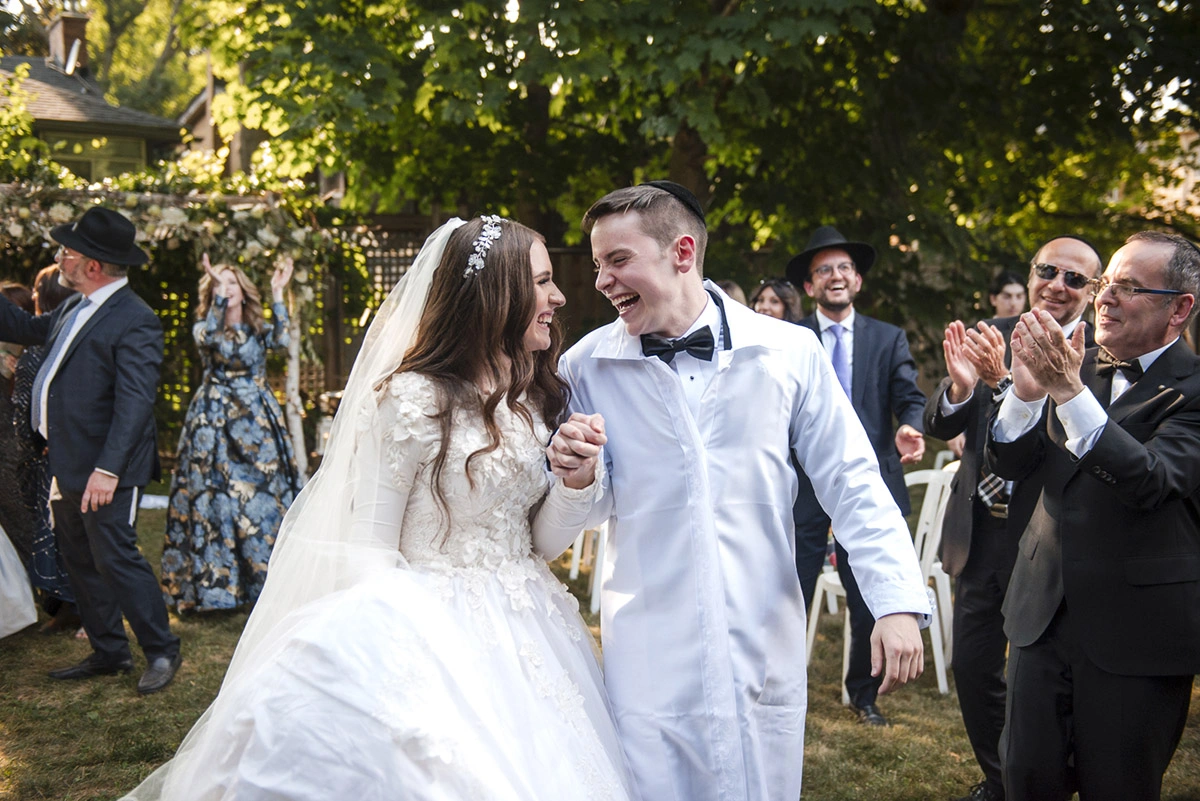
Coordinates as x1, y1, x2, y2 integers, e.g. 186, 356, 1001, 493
161, 255, 302, 612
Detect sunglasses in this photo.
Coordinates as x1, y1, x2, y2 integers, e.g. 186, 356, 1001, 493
1032, 263, 1094, 291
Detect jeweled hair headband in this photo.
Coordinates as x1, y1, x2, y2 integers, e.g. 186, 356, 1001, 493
464, 215, 503, 278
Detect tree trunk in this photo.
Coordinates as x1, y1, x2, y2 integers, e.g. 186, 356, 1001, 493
668, 122, 710, 209
285, 309, 309, 482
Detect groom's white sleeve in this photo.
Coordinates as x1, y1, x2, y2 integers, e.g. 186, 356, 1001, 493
532, 453, 612, 560
790, 335, 932, 624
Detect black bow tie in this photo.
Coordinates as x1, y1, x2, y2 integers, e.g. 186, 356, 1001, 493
1096, 348, 1143, 382
640, 327, 716, 364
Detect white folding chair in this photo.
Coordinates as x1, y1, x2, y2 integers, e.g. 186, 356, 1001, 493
568, 522, 608, 616
806, 566, 852, 704
931, 461, 960, 662
588, 520, 608, 615
905, 466, 956, 695
933, 449, 956, 469
806, 467, 956, 701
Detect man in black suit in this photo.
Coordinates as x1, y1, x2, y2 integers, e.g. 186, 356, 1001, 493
786, 225, 927, 726
923, 236, 1102, 801
0, 206, 181, 695
989, 231, 1200, 801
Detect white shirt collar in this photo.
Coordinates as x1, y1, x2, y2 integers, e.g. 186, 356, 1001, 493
84, 277, 128, 308
815, 307, 855, 333
1132, 338, 1177, 372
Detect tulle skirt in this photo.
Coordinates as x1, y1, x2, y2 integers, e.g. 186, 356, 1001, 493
125, 559, 637, 801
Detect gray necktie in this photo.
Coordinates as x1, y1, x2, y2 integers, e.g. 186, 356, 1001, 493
829, 323, 851, 397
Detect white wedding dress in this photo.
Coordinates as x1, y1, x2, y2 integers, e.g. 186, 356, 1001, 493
134, 372, 636, 801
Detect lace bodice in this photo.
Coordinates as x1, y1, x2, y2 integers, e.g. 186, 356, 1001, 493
378, 372, 552, 571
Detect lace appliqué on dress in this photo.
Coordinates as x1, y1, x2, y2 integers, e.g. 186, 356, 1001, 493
519, 641, 623, 801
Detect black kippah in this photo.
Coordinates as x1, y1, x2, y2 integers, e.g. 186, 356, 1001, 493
641, 180, 706, 226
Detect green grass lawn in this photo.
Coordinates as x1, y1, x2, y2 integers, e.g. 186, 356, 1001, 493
3, 505, 1199, 800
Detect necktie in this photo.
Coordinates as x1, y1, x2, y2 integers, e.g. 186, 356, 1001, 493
829, 323, 851, 397
976, 471, 1010, 516
31, 298, 91, 437
1095, 348, 1143, 382
640, 327, 715, 364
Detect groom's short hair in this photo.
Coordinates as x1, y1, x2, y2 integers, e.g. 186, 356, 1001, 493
582, 185, 709, 275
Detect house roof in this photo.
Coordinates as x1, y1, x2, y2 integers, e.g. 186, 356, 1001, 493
0, 56, 180, 143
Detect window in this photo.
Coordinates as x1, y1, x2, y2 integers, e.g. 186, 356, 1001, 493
44, 132, 145, 180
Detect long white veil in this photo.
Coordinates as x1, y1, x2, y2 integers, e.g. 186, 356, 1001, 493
123, 217, 468, 800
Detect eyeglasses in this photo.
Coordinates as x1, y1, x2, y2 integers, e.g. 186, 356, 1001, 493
55, 246, 83, 264
1094, 278, 1186, 302
1032, 263, 1094, 290
811, 262, 856, 279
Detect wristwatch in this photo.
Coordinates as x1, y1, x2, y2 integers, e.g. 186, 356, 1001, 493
994, 374, 1013, 396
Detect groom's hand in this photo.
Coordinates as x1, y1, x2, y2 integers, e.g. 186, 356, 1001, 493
548, 413, 607, 489
870, 612, 924, 695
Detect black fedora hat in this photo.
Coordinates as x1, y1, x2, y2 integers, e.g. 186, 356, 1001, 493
786, 225, 876, 285
51, 206, 149, 266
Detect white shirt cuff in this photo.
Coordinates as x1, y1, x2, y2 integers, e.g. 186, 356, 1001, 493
1056, 389, 1108, 457
939, 387, 973, 414
994, 392, 1047, 442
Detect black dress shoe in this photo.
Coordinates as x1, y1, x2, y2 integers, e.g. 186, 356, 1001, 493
47, 653, 134, 680
952, 781, 1002, 801
137, 654, 182, 695
853, 702, 888, 726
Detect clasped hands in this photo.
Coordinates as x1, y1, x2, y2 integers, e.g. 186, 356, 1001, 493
546, 413, 607, 489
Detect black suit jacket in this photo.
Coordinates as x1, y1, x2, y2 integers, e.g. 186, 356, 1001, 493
924, 316, 1095, 577
795, 312, 926, 517
990, 339, 1200, 676
0, 285, 162, 492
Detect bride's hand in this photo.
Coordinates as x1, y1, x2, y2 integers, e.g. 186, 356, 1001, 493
547, 413, 606, 489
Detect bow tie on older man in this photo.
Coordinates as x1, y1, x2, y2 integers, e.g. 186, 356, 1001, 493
1095, 348, 1143, 382
640, 327, 716, 364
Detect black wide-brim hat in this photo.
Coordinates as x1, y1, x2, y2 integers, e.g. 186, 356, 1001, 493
786, 225, 876, 285
51, 206, 149, 266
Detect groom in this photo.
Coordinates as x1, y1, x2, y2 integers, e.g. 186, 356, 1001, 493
548, 182, 932, 801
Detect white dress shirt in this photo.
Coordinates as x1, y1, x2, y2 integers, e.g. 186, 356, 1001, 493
665, 296, 722, 422
36, 277, 128, 440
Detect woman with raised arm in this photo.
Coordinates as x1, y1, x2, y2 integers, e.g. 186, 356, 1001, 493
160, 255, 302, 612
125, 217, 636, 801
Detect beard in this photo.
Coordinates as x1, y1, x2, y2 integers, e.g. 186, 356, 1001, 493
815, 287, 857, 313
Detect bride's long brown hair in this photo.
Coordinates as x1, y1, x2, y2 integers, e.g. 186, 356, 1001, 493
399, 217, 569, 518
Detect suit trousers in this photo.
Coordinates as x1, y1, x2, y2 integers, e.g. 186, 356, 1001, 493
834, 538, 881, 708
796, 515, 828, 613
1001, 603, 1192, 801
951, 508, 1014, 798
54, 487, 179, 664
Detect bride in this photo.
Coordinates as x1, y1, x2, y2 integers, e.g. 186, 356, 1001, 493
123, 217, 638, 800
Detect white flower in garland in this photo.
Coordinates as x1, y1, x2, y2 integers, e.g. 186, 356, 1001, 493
48, 202, 74, 223
256, 227, 280, 247
160, 206, 188, 226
